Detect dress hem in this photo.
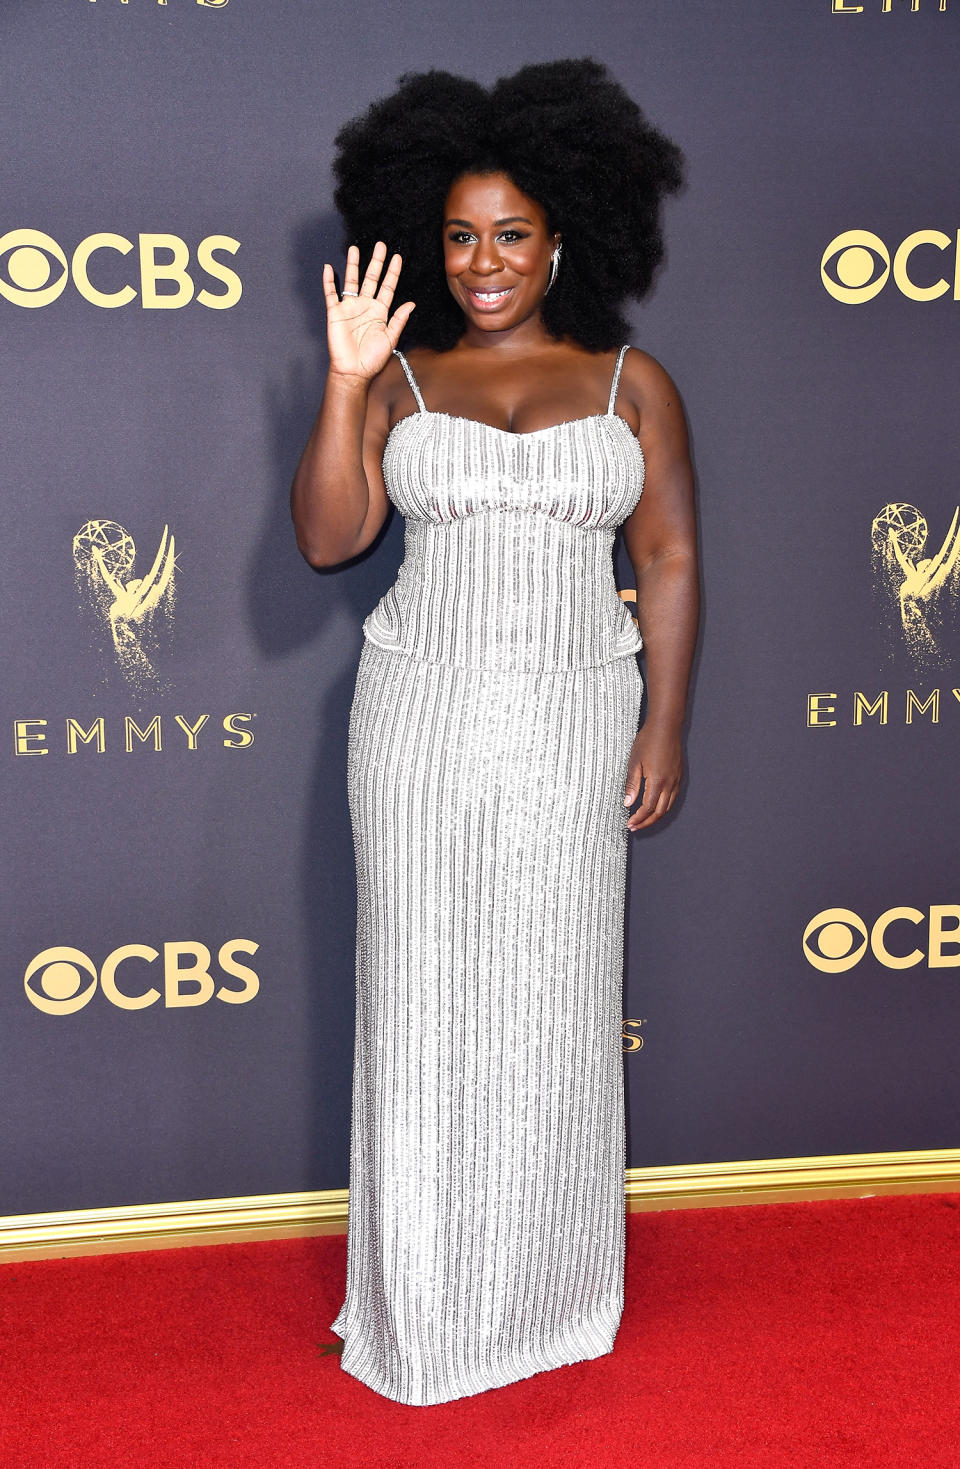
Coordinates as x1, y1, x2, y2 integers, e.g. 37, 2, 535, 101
328, 1311, 622, 1407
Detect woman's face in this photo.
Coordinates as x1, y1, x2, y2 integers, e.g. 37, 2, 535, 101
442, 171, 560, 331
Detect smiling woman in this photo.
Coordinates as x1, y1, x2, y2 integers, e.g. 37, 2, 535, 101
444, 179, 559, 325
290, 58, 699, 1407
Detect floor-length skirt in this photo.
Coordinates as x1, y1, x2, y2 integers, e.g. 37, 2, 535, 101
331, 636, 643, 1406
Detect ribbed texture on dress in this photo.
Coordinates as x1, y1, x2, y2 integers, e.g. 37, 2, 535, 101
362, 346, 645, 671
332, 345, 645, 1406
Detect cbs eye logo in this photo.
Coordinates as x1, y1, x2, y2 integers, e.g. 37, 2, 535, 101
24, 941, 259, 1014
0, 229, 241, 309
803, 906, 960, 972
821, 229, 960, 304
802, 909, 869, 972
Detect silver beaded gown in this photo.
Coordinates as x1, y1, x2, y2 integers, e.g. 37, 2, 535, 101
331, 344, 645, 1406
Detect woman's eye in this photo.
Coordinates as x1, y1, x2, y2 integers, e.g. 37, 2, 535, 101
446, 230, 527, 245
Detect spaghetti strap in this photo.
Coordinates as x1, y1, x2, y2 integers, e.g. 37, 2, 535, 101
393, 348, 427, 413
606, 344, 630, 416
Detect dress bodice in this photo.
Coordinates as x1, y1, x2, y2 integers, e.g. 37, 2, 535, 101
361, 345, 645, 672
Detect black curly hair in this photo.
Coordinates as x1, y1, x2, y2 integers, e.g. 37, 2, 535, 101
331, 58, 684, 353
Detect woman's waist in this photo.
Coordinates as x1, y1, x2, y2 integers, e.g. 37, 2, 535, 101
361, 563, 641, 670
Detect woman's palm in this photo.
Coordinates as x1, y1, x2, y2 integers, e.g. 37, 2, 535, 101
322, 241, 415, 380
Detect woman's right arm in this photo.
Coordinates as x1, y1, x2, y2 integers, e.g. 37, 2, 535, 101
290, 241, 415, 567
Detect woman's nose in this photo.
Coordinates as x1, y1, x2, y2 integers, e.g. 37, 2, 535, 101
470, 237, 504, 273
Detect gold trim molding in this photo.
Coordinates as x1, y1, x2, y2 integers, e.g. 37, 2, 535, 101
0, 1189, 350, 1263
2, 1148, 958, 1263
623, 1146, 960, 1212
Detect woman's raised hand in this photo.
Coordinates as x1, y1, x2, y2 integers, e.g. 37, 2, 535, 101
322, 241, 415, 381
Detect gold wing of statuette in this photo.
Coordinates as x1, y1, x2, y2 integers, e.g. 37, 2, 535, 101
891, 507, 960, 599
131, 526, 176, 616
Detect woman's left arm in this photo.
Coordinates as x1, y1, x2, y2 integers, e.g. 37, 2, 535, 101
620, 352, 700, 832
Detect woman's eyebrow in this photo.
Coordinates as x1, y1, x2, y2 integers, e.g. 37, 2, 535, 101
444, 216, 534, 227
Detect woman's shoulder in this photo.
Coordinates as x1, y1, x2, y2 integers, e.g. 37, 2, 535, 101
620, 344, 683, 403
380, 343, 444, 388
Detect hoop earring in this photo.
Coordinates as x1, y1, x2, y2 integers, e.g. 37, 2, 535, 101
544, 241, 562, 296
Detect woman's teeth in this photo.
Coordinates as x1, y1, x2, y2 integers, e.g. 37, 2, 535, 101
467, 286, 515, 310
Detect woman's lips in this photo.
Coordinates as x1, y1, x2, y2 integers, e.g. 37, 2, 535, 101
465, 286, 515, 312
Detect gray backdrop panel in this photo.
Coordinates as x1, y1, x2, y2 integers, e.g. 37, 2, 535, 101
1, 0, 957, 1214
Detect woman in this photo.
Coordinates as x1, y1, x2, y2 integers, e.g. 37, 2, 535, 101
291, 58, 698, 1406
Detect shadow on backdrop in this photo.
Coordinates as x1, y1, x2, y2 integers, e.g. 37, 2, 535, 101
621, 406, 704, 1168
249, 212, 402, 1192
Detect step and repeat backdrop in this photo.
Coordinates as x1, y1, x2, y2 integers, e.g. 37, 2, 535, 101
1, 0, 957, 1217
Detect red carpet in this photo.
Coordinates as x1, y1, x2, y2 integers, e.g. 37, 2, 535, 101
2, 1193, 958, 1468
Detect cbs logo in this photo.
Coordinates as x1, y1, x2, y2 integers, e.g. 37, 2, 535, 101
24, 940, 259, 1014
0, 229, 241, 309
821, 229, 960, 304
803, 906, 960, 973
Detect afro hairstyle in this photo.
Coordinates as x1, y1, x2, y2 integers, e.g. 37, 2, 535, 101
331, 57, 684, 353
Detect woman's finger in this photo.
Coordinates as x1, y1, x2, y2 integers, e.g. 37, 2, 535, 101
627, 775, 662, 830
343, 243, 360, 296
376, 252, 403, 309
359, 240, 387, 296
630, 783, 675, 831
623, 760, 643, 807
647, 789, 674, 827
321, 261, 340, 310
385, 301, 416, 348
